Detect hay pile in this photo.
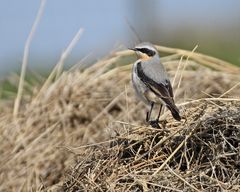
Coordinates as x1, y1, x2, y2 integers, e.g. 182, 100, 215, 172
0, 45, 240, 191
63, 100, 240, 191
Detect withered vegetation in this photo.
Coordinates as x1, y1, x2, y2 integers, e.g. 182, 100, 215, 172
0, 45, 240, 191
63, 100, 240, 191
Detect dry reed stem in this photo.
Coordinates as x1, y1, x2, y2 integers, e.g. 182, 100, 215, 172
179, 97, 240, 107
219, 81, 240, 98
115, 46, 240, 74
155, 45, 239, 72
35, 28, 84, 101
172, 55, 183, 92
55, 28, 84, 79
13, 0, 46, 117
167, 165, 201, 192
176, 45, 198, 91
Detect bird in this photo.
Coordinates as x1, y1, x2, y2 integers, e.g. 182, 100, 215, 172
129, 42, 181, 128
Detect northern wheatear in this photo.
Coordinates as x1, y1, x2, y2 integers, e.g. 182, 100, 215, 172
130, 42, 181, 128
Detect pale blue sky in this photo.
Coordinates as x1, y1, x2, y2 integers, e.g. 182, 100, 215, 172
0, 0, 239, 76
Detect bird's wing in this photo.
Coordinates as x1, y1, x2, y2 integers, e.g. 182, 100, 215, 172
165, 79, 174, 98
136, 62, 174, 105
136, 62, 181, 121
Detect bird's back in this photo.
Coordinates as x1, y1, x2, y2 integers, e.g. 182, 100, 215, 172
141, 57, 168, 84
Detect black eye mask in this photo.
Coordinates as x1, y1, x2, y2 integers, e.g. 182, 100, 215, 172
136, 48, 156, 57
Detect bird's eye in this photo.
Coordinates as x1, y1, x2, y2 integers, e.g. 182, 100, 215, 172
137, 48, 155, 57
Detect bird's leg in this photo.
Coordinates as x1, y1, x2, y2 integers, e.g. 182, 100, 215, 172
155, 105, 169, 131
146, 112, 149, 122
148, 102, 161, 128
156, 104, 163, 123
146, 102, 154, 122
150, 104, 163, 129
149, 104, 163, 129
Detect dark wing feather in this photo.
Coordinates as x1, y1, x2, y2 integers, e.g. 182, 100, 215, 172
136, 62, 173, 104
165, 79, 174, 98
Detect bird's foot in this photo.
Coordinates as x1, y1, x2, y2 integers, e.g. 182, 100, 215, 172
149, 120, 161, 129
149, 120, 170, 134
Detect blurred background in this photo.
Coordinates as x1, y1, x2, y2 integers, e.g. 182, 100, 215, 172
1, 0, 240, 78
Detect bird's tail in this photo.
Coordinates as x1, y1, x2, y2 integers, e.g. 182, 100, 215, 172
167, 104, 181, 121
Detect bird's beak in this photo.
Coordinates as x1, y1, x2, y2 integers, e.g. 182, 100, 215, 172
128, 48, 136, 51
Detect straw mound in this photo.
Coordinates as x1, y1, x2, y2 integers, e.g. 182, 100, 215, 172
62, 100, 240, 191
0, 45, 240, 191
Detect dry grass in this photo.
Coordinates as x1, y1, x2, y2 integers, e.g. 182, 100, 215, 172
0, 45, 240, 191
63, 100, 240, 191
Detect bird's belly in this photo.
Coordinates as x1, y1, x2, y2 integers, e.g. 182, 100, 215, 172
132, 72, 150, 105
132, 72, 165, 105
145, 90, 165, 105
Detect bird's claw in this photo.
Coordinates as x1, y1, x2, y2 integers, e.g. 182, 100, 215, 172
149, 120, 161, 128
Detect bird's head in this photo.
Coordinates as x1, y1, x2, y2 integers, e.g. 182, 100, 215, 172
129, 42, 158, 61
